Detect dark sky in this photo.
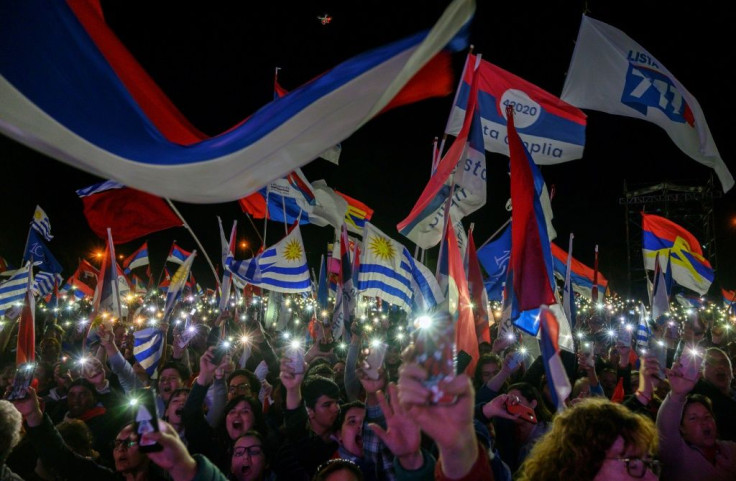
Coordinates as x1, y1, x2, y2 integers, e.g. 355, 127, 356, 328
2, 1, 735, 299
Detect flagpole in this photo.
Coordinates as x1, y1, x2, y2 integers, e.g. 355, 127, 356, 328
164, 199, 219, 285
437, 45, 474, 161
479, 217, 511, 249
243, 212, 265, 247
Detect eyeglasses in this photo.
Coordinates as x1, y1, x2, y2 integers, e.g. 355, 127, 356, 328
606, 457, 660, 478
113, 438, 137, 451
228, 383, 251, 394
233, 445, 263, 458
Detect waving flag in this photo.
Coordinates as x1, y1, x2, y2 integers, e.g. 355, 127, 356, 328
636, 303, 651, 351
447, 53, 586, 164
441, 220, 479, 375
398, 59, 484, 249
16, 267, 35, 365
550, 242, 608, 300
163, 250, 197, 318
133, 327, 164, 377
561, 234, 577, 331
506, 106, 557, 335
217, 217, 237, 312
722, 288, 736, 308
167, 242, 193, 265
336, 191, 374, 235
409, 257, 444, 312
0, 264, 31, 316
239, 169, 322, 226
77, 181, 182, 244
30, 205, 53, 241
650, 252, 670, 321
477, 224, 511, 301
539, 306, 571, 412
23, 229, 63, 274
123, 241, 150, 274
90, 229, 124, 322
226, 226, 311, 294
317, 255, 328, 310
311, 180, 350, 229
561, 15, 733, 192
466, 229, 491, 344
357, 223, 414, 311
33, 271, 63, 298
641, 213, 713, 295
0, 0, 474, 203
331, 224, 356, 339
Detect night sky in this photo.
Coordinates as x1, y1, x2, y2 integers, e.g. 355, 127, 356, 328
2, 0, 735, 300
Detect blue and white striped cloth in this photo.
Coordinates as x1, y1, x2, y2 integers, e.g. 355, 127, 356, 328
0, 265, 30, 316
133, 327, 164, 377
31, 205, 53, 241
33, 271, 62, 298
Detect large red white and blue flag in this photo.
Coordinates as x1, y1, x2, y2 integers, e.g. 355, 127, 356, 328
167, 242, 193, 266
0, 0, 474, 203
123, 241, 150, 274
446, 53, 587, 164
561, 15, 733, 192
505, 106, 557, 335
239, 169, 320, 226
641, 213, 713, 295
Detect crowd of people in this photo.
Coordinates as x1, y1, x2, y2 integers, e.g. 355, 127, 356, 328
1, 293, 736, 481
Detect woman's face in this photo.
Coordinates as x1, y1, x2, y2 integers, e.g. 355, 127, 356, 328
680, 401, 717, 448
226, 400, 256, 440
231, 435, 267, 481
593, 436, 658, 481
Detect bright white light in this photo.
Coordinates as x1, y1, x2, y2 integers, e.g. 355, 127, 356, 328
415, 315, 432, 329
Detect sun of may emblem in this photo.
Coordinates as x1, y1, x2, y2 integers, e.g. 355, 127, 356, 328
368, 235, 395, 261
283, 239, 303, 261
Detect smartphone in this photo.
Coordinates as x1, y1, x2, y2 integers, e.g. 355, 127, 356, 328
6, 363, 36, 401
177, 326, 198, 349
412, 311, 456, 405
286, 342, 305, 374
134, 387, 162, 452
211, 342, 230, 365
360, 340, 388, 380
507, 350, 525, 371
680, 349, 704, 382
505, 398, 537, 424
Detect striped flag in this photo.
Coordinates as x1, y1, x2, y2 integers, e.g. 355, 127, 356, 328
163, 250, 197, 319
226, 226, 311, 294
167, 242, 193, 265
0, 265, 31, 316
357, 223, 414, 311
336, 191, 374, 235
133, 327, 164, 377
636, 302, 650, 351
539, 305, 571, 412
33, 271, 63, 298
562, 234, 577, 331
123, 242, 149, 274
30, 205, 53, 241
16, 268, 35, 365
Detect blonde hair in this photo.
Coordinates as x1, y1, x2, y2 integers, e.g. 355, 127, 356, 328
517, 397, 657, 481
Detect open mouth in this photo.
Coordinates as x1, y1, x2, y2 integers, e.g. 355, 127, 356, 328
240, 464, 251, 476
355, 434, 363, 449
232, 420, 244, 431
175, 408, 184, 416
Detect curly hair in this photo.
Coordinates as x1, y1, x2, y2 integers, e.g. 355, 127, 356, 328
517, 397, 657, 481
0, 400, 22, 462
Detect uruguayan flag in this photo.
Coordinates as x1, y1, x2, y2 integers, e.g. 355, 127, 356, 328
0, 265, 31, 316
134, 327, 164, 377
31, 205, 53, 241
409, 256, 444, 311
636, 303, 651, 350
33, 271, 62, 298
357, 223, 414, 311
226, 226, 311, 294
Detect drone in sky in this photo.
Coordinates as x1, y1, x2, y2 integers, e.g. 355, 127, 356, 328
317, 13, 332, 25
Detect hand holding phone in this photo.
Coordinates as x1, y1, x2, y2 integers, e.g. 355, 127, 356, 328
411, 311, 456, 405
506, 350, 525, 372
360, 340, 387, 380
134, 387, 162, 452
505, 395, 537, 424
679, 348, 704, 382
6, 364, 36, 401
285, 341, 305, 375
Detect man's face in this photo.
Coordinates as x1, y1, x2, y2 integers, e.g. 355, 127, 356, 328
231, 435, 267, 481
67, 385, 96, 418
480, 361, 501, 384
703, 350, 733, 393
308, 395, 340, 434
228, 374, 253, 401
680, 402, 717, 448
113, 425, 146, 473
338, 406, 365, 457
158, 368, 183, 402
165, 392, 188, 425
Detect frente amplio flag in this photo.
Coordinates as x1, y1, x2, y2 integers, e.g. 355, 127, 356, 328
561, 15, 733, 192
550, 242, 608, 300
447, 53, 586, 164
0, 0, 474, 203
641, 213, 713, 295
77, 181, 182, 244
